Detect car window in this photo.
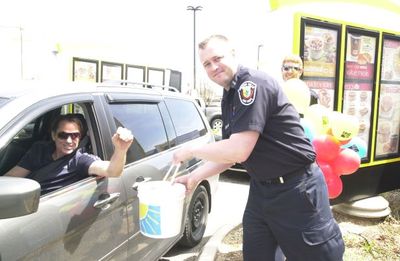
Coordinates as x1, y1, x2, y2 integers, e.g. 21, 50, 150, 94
0, 116, 46, 175
0, 102, 97, 185
158, 101, 177, 147
109, 103, 169, 163
165, 98, 207, 144
14, 121, 36, 140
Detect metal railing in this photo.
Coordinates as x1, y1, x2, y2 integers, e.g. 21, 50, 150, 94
99, 80, 179, 92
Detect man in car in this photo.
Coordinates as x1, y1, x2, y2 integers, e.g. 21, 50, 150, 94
172, 35, 344, 261
5, 114, 133, 194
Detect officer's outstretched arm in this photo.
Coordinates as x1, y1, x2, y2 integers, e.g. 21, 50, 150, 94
172, 130, 259, 165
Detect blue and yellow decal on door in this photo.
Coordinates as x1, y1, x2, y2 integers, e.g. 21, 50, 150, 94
139, 203, 161, 235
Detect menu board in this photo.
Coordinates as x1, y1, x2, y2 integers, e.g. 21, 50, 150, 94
343, 31, 378, 159
375, 37, 400, 158
302, 22, 340, 111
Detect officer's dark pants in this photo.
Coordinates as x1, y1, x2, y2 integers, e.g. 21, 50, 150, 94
242, 163, 345, 261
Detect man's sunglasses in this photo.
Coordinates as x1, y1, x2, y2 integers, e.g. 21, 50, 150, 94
282, 65, 301, 72
57, 132, 81, 140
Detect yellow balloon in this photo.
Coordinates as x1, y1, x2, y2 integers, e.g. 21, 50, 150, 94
304, 104, 331, 135
282, 78, 310, 114
330, 111, 359, 141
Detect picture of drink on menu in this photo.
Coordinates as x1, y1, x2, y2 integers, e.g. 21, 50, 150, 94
347, 33, 376, 65
303, 26, 338, 71
302, 24, 339, 111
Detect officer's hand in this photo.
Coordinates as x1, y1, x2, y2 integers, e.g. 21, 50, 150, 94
172, 146, 194, 165
173, 174, 197, 194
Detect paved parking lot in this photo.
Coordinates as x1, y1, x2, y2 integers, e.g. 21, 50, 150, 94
163, 170, 249, 260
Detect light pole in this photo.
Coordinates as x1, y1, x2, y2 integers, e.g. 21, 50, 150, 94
257, 44, 263, 70
187, 5, 202, 91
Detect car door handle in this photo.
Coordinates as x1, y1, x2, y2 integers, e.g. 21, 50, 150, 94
132, 176, 152, 191
93, 192, 120, 209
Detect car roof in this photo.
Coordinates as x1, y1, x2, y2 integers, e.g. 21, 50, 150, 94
0, 80, 189, 128
0, 80, 184, 98
0, 80, 93, 96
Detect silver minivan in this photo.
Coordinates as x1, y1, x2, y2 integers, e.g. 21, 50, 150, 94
0, 81, 219, 261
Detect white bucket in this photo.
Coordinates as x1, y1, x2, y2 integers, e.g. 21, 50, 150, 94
138, 181, 186, 238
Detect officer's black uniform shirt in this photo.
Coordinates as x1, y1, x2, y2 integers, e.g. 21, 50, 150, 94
221, 65, 316, 181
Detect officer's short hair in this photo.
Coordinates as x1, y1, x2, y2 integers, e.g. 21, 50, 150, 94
198, 34, 229, 49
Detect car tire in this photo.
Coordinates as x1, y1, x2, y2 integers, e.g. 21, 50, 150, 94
179, 185, 209, 247
211, 118, 223, 132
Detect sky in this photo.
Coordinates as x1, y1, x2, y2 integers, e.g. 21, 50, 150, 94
0, 0, 270, 88
1, 0, 399, 92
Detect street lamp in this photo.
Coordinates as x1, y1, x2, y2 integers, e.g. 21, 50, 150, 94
257, 44, 263, 70
187, 5, 202, 91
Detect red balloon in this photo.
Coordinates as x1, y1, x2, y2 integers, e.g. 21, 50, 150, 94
321, 167, 343, 199
318, 161, 334, 177
312, 134, 341, 162
331, 148, 361, 175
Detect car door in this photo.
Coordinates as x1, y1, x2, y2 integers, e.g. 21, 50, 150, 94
0, 96, 129, 261
98, 92, 190, 260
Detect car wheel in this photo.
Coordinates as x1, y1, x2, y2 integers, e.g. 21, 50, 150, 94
179, 185, 209, 247
211, 118, 223, 133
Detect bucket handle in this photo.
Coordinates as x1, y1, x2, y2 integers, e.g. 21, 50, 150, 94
163, 163, 181, 182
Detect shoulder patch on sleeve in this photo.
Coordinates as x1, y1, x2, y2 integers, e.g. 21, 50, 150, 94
238, 81, 257, 106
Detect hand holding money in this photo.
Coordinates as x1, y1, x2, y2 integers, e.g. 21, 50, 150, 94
117, 127, 134, 141
113, 127, 134, 151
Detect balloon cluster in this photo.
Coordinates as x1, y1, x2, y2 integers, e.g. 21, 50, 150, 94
283, 79, 367, 199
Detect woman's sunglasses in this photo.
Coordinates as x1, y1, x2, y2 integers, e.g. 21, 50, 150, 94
282, 65, 301, 72
57, 132, 81, 140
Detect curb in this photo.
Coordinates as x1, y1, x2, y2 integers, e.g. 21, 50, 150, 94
197, 222, 241, 261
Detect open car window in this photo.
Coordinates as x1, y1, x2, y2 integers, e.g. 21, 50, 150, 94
0, 103, 96, 193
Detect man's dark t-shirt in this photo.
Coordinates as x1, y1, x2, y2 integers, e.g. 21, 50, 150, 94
18, 141, 99, 194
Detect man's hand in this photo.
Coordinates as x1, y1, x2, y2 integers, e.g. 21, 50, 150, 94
113, 127, 134, 151
173, 173, 198, 194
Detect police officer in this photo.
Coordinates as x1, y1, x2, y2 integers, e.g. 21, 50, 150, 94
172, 34, 344, 261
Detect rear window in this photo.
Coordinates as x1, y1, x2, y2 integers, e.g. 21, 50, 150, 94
165, 98, 207, 144
109, 103, 169, 163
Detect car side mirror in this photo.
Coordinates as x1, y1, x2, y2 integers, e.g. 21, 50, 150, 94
0, 177, 41, 219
